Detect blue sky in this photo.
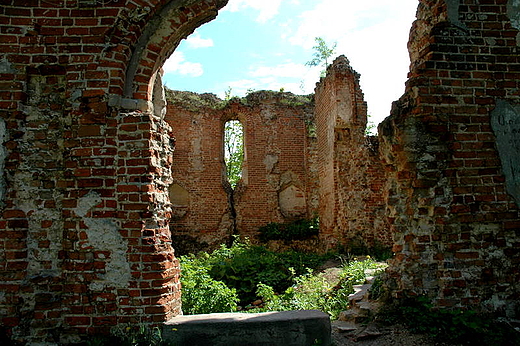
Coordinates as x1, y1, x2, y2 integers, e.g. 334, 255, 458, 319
163, 0, 419, 125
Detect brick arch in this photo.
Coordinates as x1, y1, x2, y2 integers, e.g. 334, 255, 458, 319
121, 0, 228, 102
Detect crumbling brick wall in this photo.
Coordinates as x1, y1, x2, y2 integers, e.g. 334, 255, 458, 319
164, 91, 233, 254
315, 56, 391, 252
380, 0, 520, 315
1, 0, 520, 343
165, 90, 318, 252
0, 0, 228, 343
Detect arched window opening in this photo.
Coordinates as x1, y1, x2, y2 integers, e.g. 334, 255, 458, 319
224, 119, 244, 189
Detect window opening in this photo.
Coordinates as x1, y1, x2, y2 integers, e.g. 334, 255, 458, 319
224, 119, 244, 189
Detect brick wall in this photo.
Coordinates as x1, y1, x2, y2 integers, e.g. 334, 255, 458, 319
0, 0, 227, 343
165, 90, 318, 252
1, 0, 520, 342
380, 0, 520, 315
315, 56, 391, 252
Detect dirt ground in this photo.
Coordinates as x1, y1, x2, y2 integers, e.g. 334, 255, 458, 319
331, 322, 459, 346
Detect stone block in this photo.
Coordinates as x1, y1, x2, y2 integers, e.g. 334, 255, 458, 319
162, 310, 331, 346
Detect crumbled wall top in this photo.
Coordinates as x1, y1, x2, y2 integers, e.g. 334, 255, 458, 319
165, 88, 313, 112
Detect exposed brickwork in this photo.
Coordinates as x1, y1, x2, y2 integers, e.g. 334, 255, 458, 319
315, 56, 391, 251
380, 0, 520, 316
165, 92, 234, 253
0, 0, 519, 343
165, 91, 318, 253
0, 0, 227, 343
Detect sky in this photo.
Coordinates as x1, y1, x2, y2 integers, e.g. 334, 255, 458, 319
163, 0, 419, 126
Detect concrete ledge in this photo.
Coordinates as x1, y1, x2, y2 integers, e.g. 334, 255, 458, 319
162, 310, 331, 346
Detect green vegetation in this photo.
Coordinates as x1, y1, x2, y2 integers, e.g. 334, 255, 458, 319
256, 257, 383, 319
340, 237, 393, 262
258, 217, 319, 242
365, 114, 376, 135
180, 238, 331, 307
164, 88, 223, 111
165, 87, 313, 112
224, 120, 244, 189
179, 253, 239, 314
179, 238, 385, 320
377, 296, 520, 345
306, 37, 337, 77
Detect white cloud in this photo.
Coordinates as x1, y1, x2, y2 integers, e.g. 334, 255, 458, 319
249, 62, 308, 79
224, 0, 282, 23
286, 0, 419, 123
186, 32, 214, 49
220, 62, 320, 98
218, 79, 259, 98
163, 52, 203, 77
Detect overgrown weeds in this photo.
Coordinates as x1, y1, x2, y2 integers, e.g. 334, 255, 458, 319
258, 217, 319, 242
254, 257, 384, 319
180, 237, 332, 310
377, 296, 520, 345
179, 238, 385, 320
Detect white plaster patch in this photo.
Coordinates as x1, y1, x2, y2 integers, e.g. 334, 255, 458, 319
508, 0, 520, 45
0, 57, 18, 73
508, 0, 520, 29
279, 185, 307, 218
13, 171, 37, 214
490, 100, 520, 207
264, 154, 278, 173
74, 191, 102, 217
76, 191, 131, 290
84, 218, 131, 290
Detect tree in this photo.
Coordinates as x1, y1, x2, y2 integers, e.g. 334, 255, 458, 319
305, 37, 337, 77
224, 120, 244, 189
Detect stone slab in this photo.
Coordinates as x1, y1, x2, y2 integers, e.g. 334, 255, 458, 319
162, 310, 331, 346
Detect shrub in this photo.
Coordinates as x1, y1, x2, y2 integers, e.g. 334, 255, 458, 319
179, 237, 332, 308
256, 258, 384, 319
206, 238, 330, 304
258, 217, 319, 242
179, 238, 384, 318
179, 254, 239, 314
378, 296, 520, 345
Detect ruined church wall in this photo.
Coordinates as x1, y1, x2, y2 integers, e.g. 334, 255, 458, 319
165, 95, 233, 254
165, 91, 318, 252
0, 0, 228, 343
315, 56, 391, 252
234, 93, 317, 241
1, 1, 520, 344
380, 0, 520, 315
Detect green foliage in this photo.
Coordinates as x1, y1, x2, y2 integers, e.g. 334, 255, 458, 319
365, 114, 376, 135
343, 239, 393, 262
367, 275, 385, 300
378, 297, 520, 345
256, 258, 384, 320
224, 86, 233, 101
258, 218, 319, 242
224, 120, 244, 189
180, 238, 332, 308
306, 37, 337, 77
179, 239, 386, 320
112, 325, 168, 346
179, 253, 239, 314
206, 238, 329, 304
